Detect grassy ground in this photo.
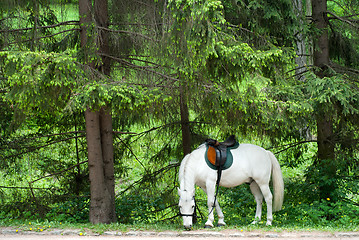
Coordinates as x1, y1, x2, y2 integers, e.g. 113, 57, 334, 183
0, 219, 358, 235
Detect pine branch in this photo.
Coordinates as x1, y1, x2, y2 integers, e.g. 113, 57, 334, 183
3, 131, 85, 149
270, 140, 318, 154
97, 26, 156, 41
327, 11, 359, 29
7, 28, 80, 45
111, 22, 163, 27
17, 131, 85, 142
330, 62, 359, 77
0, 185, 51, 190
0, 20, 79, 33
113, 131, 137, 135
117, 162, 179, 196
114, 134, 147, 171
100, 53, 180, 83
29, 160, 88, 184
3, 135, 86, 159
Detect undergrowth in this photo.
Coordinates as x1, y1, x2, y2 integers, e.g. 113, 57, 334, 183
0, 186, 358, 232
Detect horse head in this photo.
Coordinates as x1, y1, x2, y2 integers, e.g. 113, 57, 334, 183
178, 188, 196, 230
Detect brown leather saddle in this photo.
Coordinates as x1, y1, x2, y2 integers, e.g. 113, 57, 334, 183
205, 135, 237, 168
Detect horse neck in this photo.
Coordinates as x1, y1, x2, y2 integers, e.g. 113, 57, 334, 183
179, 155, 196, 191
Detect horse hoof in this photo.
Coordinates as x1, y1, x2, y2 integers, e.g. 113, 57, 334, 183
204, 225, 213, 229
217, 223, 226, 227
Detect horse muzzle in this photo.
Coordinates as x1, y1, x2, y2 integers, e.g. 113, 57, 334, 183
183, 224, 193, 230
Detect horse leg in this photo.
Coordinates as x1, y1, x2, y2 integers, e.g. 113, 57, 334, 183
258, 184, 273, 226
215, 199, 226, 227
203, 185, 225, 227
250, 181, 263, 224
204, 183, 216, 228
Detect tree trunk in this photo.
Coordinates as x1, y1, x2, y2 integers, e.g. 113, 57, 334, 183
312, 0, 329, 72
312, 0, 336, 200
80, 0, 116, 223
293, 0, 306, 81
79, 0, 92, 63
179, 85, 192, 156
94, 0, 111, 75
85, 109, 112, 224
95, 0, 116, 221
100, 107, 116, 222
316, 114, 336, 200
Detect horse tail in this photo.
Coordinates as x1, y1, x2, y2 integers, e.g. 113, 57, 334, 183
267, 151, 284, 212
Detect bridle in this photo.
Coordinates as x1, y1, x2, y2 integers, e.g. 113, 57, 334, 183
178, 165, 224, 223
179, 196, 196, 217
178, 196, 202, 223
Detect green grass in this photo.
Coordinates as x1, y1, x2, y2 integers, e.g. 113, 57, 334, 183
0, 220, 182, 234
51, 3, 79, 22
1, 219, 358, 234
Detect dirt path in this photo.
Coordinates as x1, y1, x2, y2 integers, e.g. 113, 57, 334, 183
1, 229, 359, 240
1, 236, 356, 240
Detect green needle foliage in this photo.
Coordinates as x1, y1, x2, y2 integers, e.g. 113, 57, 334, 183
0, 0, 358, 229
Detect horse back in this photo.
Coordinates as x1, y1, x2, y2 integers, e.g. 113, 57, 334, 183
220, 144, 273, 186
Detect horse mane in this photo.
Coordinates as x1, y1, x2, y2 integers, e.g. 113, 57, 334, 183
179, 153, 198, 190
179, 143, 207, 189
197, 143, 206, 149
179, 144, 206, 175
179, 154, 190, 183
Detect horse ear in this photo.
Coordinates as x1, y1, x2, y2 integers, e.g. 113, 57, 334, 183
177, 187, 181, 196
191, 188, 195, 197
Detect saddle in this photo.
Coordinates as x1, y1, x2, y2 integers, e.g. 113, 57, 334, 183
205, 135, 238, 212
206, 135, 237, 168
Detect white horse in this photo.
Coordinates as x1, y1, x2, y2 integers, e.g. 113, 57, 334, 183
178, 143, 284, 229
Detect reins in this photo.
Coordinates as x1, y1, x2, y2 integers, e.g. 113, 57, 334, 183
208, 164, 222, 215
178, 138, 230, 224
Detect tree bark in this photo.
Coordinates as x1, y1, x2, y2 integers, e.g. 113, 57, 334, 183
94, 0, 111, 75
293, 0, 306, 81
85, 109, 112, 224
179, 85, 192, 156
80, 0, 116, 223
99, 107, 116, 222
312, 0, 329, 72
79, 0, 92, 64
312, 0, 336, 200
95, 0, 116, 222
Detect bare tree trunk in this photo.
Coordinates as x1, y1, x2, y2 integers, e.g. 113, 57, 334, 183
85, 109, 112, 224
312, 0, 329, 72
94, 0, 111, 75
312, 0, 336, 200
79, 0, 92, 62
293, 0, 306, 81
100, 107, 116, 222
180, 85, 191, 156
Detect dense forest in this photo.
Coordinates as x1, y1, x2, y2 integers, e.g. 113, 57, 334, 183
0, 0, 358, 228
